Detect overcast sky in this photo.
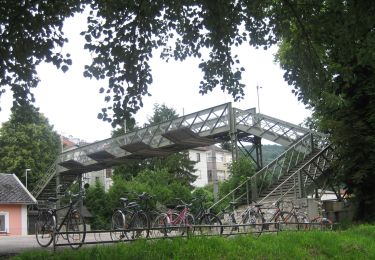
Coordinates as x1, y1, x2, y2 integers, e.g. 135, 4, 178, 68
0, 13, 312, 143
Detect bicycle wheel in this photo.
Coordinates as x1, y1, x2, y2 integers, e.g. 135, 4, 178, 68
35, 212, 55, 247
67, 209, 86, 249
179, 213, 195, 236
296, 213, 310, 230
279, 211, 298, 231
311, 217, 333, 231
111, 210, 126, 240
199, 213, 223, 236
242, 210, 263, 236
151, 213, 169, 238
128, 212, 149, 239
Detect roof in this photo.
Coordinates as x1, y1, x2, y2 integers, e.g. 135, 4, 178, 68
0, 173, 37, 204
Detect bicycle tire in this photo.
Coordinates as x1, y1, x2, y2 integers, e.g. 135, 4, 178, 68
128, 211, 149, 239
111, 210, 126, 240
35, 211, 55, 247
66, 209, 86, 249
199, 213, 223, 236
242, 210, 263, 236
311, 217, 333, 231
151, 213, 169, 238
179, 213, 195, 236
296, 213, 310, 230
278, 211, 298, 231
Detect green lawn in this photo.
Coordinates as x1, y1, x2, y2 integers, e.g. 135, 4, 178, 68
13, 225, 375, 259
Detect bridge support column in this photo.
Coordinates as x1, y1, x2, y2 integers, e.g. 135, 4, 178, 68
228, 103, 238, 162
56, 173, 61, 208
297, 170, 305, 198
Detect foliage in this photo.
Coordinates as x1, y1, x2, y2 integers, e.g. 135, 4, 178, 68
14, 225, 375, 259
84, 181, 111, 230
0, 1, 82, 109
275, 1, 375, 220
146, 103, 179, 126
0, 105, 60, 190
113, 103, 197, 186
218, 155, 256, 207
109, 169, 192, 210
1, 1, 274, 126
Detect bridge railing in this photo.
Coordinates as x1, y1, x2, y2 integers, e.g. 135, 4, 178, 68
58, 103, 231, 171
259, 144, 334, 202
250, 133, 317, 200
31, 159, 58, 198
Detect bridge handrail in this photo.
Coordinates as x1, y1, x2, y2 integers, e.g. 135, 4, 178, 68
208, 133, 318, 211
259, 144, 334, 202
31, 159, 58, 198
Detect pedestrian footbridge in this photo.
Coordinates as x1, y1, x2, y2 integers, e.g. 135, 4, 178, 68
32, 102, 333, 204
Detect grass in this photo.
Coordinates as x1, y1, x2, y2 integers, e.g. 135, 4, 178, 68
12, 225, 375, 260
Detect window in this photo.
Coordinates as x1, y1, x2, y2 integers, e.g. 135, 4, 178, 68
208, 170, 212, 182
0, 212, 9, 233
196, 153, 201, 162
95, 177, 100, 183
106, 168, 112, 178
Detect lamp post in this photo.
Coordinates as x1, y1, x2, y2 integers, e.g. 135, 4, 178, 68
256, 85, 262, 113
25, 169, 31, 189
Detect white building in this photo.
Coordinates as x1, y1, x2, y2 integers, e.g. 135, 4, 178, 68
83, 168, 113, 192
189, 145, 232, 187
63, 136, 232, 191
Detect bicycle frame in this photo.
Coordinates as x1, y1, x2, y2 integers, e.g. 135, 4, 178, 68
52, 203, 77, 233
168, 207, 191, 225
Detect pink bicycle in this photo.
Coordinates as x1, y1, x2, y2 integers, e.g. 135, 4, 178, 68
152, 199, 195, 237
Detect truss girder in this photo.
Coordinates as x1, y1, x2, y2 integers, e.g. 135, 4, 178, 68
57, 104, 317, 174
57, 103, 231, 173
234, 109, 310, 146
33, 102, 322, 199
258, 145, 334, 202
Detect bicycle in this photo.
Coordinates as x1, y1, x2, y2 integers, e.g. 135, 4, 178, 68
153, 199, 195, 237
277, 200, 310, 230
127, 191, 162, 238
251, 200, 307, 232
110, 196, 149, 241
193, 196, 223, 236
35, 190, 86, 249
222, 201, 263, 236
309, 200, 333, 230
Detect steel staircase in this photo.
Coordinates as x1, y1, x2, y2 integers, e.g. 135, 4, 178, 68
31, 102, 333, 203
208, 132, 334, 211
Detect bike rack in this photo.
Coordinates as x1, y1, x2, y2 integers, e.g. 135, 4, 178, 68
49, 222, 339, 251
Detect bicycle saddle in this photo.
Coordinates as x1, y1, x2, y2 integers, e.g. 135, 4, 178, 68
120, 198, 128, 203
47, 197, 59, 203
139, 192, 151, 200
254, 203, 263, 207
176, 203, 192, 210
127, 202, 138, 208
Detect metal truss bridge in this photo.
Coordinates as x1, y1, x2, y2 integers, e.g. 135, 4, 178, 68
32, 102, 333, 204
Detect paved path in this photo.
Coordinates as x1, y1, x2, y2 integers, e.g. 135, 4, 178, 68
0, 233, 114, 258
0, 235, 41, 257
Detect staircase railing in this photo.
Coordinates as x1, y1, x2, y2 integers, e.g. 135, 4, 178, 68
31, 159, 58, 198
259, 144, 334, 202
250, 133, 320, 200
208, 132, 329, 211
207, 175, 251, 212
